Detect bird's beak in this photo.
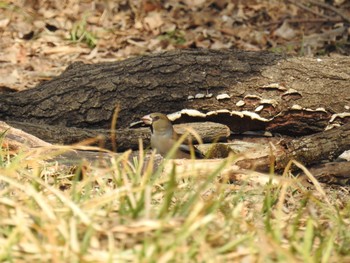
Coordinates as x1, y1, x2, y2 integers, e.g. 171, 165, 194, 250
141, 114, 152, 125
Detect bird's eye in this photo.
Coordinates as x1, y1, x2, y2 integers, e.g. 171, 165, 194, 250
153, 116, 160, 121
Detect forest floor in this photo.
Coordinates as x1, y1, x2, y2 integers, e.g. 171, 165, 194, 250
0, 0, 349, 91
1, 1, 350, 262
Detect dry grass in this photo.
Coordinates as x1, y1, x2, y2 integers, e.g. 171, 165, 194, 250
1, 1, 350, 261
1, 140, 350, 262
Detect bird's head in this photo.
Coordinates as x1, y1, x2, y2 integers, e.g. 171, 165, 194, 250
141, 113, 173, 134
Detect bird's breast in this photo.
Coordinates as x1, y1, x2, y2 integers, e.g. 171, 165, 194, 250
150, 133, 175, 156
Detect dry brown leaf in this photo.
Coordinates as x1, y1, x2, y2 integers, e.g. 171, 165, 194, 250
274, 21, 296, 40
42, 46, 91, 55
144, 11, 164, 32
0, 18, 10, 28
0, 69, 20, 87
183, 0, 207, 8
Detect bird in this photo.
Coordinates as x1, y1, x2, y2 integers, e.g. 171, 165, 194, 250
141, 113, 204, 159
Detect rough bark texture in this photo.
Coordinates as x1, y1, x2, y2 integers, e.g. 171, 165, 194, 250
281, 121, 350, 168
308, 162, 350, 185
227, 121, 350, 171
0, 49, 349, 137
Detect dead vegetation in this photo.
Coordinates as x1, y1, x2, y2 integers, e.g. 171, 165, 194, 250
0, 0, 349, 91
1, 0, 350, 261
1, 143, 350, 262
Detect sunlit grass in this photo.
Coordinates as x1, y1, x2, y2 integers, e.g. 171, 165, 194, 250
70, 13, 98, 49
0, 142, 349, 262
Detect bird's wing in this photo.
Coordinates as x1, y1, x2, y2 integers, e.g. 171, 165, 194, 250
174, 131, 204, 159
178, 144, 204, 159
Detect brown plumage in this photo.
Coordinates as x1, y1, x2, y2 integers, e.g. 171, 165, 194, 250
141, 113, 204, 159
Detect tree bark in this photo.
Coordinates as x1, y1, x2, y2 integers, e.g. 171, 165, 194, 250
0, 49, 349, 137
226, 121, 350, 171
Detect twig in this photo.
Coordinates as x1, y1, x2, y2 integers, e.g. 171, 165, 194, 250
307, 0, 350, 23
285, 0, 336, 21
266, 17, 343, 26
287, 18, 343, 23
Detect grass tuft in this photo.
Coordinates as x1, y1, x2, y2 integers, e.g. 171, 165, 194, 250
0, 142, 349, 262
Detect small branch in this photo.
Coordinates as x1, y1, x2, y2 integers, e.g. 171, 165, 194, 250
307, 0, 350, 23
0, 121, 51, 153
286, 0, 336, 21
286, 18, 343, 24
308, 162, 350, 185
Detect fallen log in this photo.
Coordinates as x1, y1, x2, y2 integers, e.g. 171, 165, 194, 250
0, 49, 349, 137
1, 49, 349, 181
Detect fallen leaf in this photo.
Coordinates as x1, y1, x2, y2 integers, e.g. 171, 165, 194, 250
144, 11, 164, 32
274, 20, 296, 40
0, 18, 10, 28
0, 69, 20, 86
183, 0, 207, 8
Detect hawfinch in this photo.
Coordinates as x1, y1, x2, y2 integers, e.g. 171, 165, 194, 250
141, 113, 204, 159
